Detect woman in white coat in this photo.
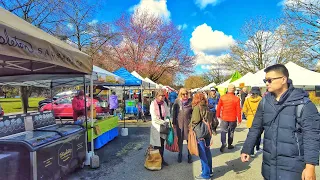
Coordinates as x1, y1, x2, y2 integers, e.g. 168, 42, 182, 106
150, 90, 170, 166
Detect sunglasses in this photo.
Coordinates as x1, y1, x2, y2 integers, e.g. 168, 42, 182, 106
263, 76, 283, 84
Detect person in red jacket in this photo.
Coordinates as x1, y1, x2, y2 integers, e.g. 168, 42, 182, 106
216, 84, 241, 153
72, 90, 85, 121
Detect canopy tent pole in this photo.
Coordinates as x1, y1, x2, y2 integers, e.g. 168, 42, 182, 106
140, 84, 144, 118
50, 82, 53, 112
83, 76, 88, 152
90, 75, 95, 155
123, 86, 126, 128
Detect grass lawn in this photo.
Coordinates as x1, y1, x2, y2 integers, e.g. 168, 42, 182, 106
0, 98, 44, 114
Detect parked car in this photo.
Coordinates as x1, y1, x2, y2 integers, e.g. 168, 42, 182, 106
40, 96, 108, 118
38, 90, 79, 110
0, 104, 4, 117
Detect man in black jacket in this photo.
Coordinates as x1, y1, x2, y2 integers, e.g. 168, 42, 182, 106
241, 64, 320, 180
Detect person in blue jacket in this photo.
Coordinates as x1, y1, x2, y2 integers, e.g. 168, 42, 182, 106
241, 64, 320, 180
168, 90, 178, 113
208, 88, 220, 135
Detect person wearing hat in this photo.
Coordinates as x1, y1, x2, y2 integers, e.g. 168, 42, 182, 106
72, 90, 86, 121
149, 90, 171, 167
242, 87, 262, 157
208, 88, 220, 135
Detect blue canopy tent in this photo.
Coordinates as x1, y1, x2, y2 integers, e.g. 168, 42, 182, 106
113, 67, 142, 86
113, 68, 147, 126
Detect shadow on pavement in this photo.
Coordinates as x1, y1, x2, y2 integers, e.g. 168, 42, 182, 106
212, 156, 254, 179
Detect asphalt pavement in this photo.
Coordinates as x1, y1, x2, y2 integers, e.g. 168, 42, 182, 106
68, 121, 320, 180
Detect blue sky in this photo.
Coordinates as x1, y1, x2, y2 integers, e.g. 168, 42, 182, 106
94, 0, 284, 75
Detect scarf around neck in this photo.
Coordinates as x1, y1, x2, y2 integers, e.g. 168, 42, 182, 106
154, 100, 166, 120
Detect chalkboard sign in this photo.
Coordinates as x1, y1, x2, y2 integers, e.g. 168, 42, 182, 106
316, 86, 320, 97
0, 114, 26, 138
28, 111, 56, 129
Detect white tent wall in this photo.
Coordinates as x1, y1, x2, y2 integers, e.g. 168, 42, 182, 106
200, 82, 216, 91
230, 72, 253, 87
131, 71, 156, 88
216, 78, 232, 88
248, 62, 320, 88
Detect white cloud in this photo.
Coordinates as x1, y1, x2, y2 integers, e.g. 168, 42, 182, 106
131, 0, 171, 21
195, 0, 221, 9
67, 23, 74, 30
278, 0, 317, 6
177, 23, 188, 30
195, 52, 229, 64
190, 23, 236, 54
88, 19, 98, 26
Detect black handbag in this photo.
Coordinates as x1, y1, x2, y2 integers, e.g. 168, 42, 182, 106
193, 106, 212, 139
160, 122, 169, 134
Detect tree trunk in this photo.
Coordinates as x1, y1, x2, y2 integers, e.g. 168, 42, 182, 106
20, 86, 29, 114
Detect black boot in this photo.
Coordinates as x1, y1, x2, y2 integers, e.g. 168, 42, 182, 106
178, 153, 182, 163
188, 154, 192, 163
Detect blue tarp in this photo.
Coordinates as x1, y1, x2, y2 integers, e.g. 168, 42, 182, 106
113, 67, 142, 86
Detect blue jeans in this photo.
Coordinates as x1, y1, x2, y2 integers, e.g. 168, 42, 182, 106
198, 138, 212, 178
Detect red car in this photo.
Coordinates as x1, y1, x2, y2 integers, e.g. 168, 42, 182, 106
40, 96, 108, 118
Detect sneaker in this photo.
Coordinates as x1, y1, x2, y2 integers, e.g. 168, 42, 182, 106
256, 148, 263, 153
220, 144, 227, 153
250, 154, 255, 158
194, 175, 210, 180
200, 171, 213, 177
228, 145, 235, 149
162, 161, 169, 166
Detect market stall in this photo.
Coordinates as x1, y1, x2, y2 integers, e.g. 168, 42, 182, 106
0, 7, 93, 179
85, 116, 119, 149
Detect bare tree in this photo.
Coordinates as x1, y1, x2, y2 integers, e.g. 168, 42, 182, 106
223, 17, 310, 74
202, 62, 231, 85
284, 0, 320, 62
0, 0, 63, 31
100, 9, 195, 82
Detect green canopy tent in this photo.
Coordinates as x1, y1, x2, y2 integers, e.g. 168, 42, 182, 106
229, 71, 242, 83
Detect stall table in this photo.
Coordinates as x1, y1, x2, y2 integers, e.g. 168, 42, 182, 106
85, 116, 119, 149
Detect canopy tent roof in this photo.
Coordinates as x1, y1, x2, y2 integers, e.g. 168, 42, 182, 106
162, 85, 175, 91
0, 65, 125, 87
144, 77, 162, 89
131, 71, 156, 88
113, 67, 142, 86
248, 62, 320, 87
0, 8, 92, 83
216, 78, 232, 88
230, 72, 253, 87
230, 71, 242, 83
200, 82, 216, 91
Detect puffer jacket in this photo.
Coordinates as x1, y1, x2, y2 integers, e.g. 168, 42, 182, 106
109, 95, 118, 110
241, 80, 320, 180
216, 92, 241, 123
242, 96, 262, 128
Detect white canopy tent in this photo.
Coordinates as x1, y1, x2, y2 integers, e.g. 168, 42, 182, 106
144, 77, 162, 89
230, 72, 254, 87
0, 65, 125, 87
200, 82, 216, 91
248, 62, 320, 87
0, 7, 98, 167
216, 78, 232, 88
131, 71, 156, 88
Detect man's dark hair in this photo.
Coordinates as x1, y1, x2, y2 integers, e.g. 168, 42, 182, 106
112, 91, 116, 95
264, 64, 289, 78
